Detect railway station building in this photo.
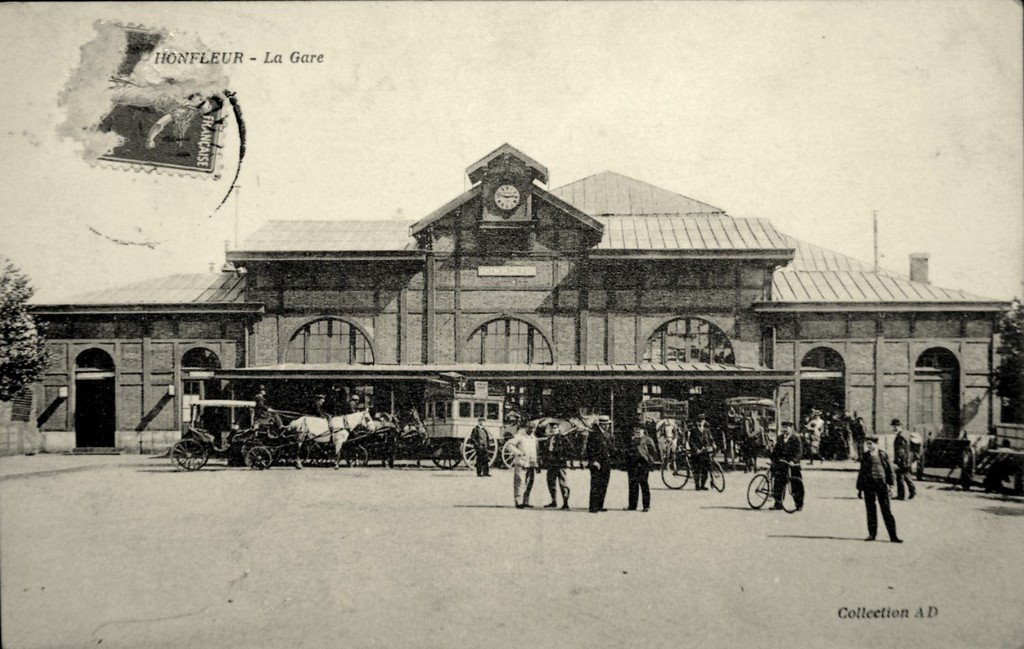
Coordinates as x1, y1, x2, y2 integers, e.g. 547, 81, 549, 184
16, 144, 1008, 455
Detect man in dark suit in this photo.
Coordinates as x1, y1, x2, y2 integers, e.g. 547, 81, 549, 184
544, 422, 571, 510
689, 413, 715, 491
625, 425, 657, 512
857, 434, 903, 543
585, 415, 613, 513
770, 421, 804, 510
470, 418, 491, 477
892, 419, 917, 500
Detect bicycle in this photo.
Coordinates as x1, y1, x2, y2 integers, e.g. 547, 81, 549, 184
661, 450, 691, 489
746, 461, 802, 513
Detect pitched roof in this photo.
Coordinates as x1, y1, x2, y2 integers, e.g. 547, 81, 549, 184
550, 171, 724, 217
237, 219, 417, 253
32, 273, 248, 305
770, 235, 1000, 306
466, 143, 549, 184
593, 215, 788, 252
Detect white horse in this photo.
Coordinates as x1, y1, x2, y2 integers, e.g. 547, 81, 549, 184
286, 410, 376, 469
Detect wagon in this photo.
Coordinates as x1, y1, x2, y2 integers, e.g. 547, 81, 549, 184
423, 385, 504, 469
170, 399, 261, 471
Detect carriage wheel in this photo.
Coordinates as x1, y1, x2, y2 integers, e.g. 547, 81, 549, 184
709, 460, 726, 492
171, 439, 208, 472
661, 455, 690, 490
501, 439, 517, 470
432, 456, 460, 470
345, 446, 369, 467
781, 477, 803, 513
246, 446, 274, 471
746, 473, 771, 509
461, 436, 477, 468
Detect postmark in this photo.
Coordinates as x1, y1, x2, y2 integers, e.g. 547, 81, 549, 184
58, 22, 237, 178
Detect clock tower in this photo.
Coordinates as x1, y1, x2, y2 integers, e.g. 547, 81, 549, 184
465, 143, 549, 229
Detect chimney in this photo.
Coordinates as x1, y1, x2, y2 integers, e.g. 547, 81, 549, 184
909, 253, 929, 284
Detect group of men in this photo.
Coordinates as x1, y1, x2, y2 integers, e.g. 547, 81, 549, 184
654, 413, 718, 490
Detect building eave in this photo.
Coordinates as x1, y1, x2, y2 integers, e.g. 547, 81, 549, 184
753, 301, 1008, 314
226, 250, 425, 263
29, 303, 265, 316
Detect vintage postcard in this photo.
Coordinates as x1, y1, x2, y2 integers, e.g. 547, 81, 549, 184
0, 4, 1021, 649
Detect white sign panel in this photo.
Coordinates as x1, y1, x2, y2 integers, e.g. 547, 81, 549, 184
477, 266, 536, 277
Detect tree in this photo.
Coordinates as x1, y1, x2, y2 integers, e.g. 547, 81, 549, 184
995, 298, 1024, 424
0, 258, 48, 401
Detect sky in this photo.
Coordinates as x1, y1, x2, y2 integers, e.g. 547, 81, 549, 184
1, 1, 1021, 302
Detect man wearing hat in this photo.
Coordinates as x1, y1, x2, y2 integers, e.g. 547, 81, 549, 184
770, 421, 804, 510
688, 413, 715, 491
470, 417, 492, 478
856, 434, 902, 542
625, 424, 657, 512
544, 422, 571, 509
585, 415, 614, 513
891, 419, 916, 500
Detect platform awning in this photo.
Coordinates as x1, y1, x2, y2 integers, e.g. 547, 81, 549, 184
214, 362, 794, 382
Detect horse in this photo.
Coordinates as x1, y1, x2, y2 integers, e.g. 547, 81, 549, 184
524, 414, 599, 469
285, 409, 375, 469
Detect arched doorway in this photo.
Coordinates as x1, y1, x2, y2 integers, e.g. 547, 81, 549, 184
181, 347, 222, 427
913, 347, 960, 437
75, 348, 116, 448
800, 347, 846, 419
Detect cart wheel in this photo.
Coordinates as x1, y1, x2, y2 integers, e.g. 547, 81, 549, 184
246, 446, 273, 470
461, 436, 477, 468
431, 456, 459, 470
709, 461, 726, 492
171, 439, 208, 471
661, 455, 690, 490
781, 477, 803, 513
501, 439, 517, 470
345, 446, 369, 467
746, 473, 771, 509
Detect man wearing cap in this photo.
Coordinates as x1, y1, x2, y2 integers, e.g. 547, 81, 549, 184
857, 434, 902, 542
625, 425, 657, 512
891, 419, 917, 500
689, 413, 715, 491
770, 421, 804, 510
585, 415, 614, 513
470, 417, 492, 478
544, 422, 571, 510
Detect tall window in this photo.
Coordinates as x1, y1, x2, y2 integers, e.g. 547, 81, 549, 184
466, 318, 553, 365
286, 318, 374, 365
643, 318, 735, 364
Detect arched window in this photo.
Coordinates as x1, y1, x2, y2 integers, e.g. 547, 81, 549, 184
286, 318, 374, 365
181, 348, 222, 421
181, 347, 221, 370
913, 347, 960, 435
466, 318, 553, 365
643, 318, 735, 364
75, 348, 115, 373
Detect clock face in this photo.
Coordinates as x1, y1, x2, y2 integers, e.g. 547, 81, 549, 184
493, 184, 521, 211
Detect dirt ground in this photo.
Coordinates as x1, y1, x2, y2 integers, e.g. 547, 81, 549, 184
1, 455, 1022, 649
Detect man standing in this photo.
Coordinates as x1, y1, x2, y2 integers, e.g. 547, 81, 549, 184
507, 426, 538, 508
850, 411, 866, 460
656, 418, 680, 465
770, 421, 804, 510
544, 422, 570, 510
689, 413, 715, 491
805, 410, 825, 463
892, 419, 917, 500
625, 425, 657, 512
470, 417, 492, 477
857, 435, 903, 543
585, 416, 613, 513
254, 384, 271, 425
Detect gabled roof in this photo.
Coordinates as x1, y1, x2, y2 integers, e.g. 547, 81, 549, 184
237, 219, 418, 252
466, 143, 549, 185
29, 273, 262, 314
762, 235, 1003, 310
550, 171, 724, 217
592, 215, 789, 254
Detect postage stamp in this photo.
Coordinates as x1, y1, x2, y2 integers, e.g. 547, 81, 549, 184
58, 22, 234, 177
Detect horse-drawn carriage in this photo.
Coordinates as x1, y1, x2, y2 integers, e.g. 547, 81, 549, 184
171, 399, 278, 471
423, 385, 507, 469
723, 397, 776, 471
